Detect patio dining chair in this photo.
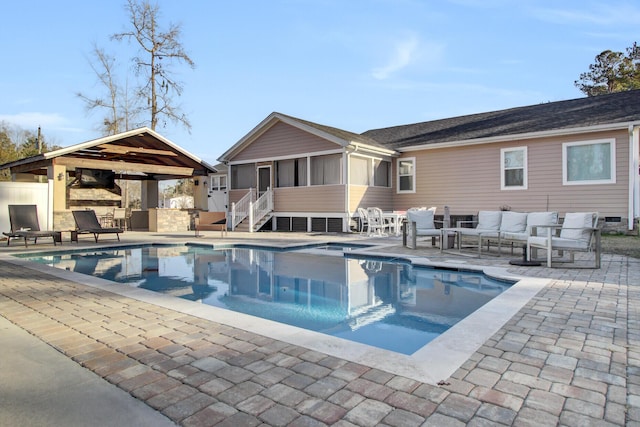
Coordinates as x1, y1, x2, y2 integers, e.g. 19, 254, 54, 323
112, 208, 129, 230
2, 204, 57, 247
366, 207, 390, 236
72, 209, 123, 243
356, 207, 369, 234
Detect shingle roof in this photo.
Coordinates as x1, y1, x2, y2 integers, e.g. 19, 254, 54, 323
362, 90, 640, 150
277, 113, 388, 149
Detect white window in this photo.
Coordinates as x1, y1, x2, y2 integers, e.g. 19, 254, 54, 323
501, 147, 527, 190
350, 156, 370, 185
397, 157, 415, 193
373, 160, 390, 187
311, 154, 341, 185
563, 139, 616, 185
276, 158, 307, 187
231, 163, 256, 189
209, 175, 227, 191
349, 157, 390, 187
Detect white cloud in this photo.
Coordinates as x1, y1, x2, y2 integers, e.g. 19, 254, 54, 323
0, 112, 67, 128
533, 3, 640, 26
371, 35, 421, 80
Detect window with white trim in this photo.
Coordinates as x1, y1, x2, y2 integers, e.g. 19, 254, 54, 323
349, 156, 370, 185
230, 163, 256, 189
276, 157, 307, 187
311, 154, 341, 185
563, 139, 616, 185
209, 175, 227, 191
501, 147, 527, 190
350, 157, 390, 187
397, 157, 415, 193
373, 160, 390, 187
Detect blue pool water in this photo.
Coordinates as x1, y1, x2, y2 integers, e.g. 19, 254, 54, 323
21, 244, 512, 355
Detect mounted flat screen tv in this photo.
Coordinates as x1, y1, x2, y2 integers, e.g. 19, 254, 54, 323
77, 168, 116, 189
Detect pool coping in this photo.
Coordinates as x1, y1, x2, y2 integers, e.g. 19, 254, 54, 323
1, 241, 550, 385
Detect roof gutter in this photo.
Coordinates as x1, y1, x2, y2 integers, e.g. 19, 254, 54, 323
398, 121, 640, 152
350, 142, 397, 157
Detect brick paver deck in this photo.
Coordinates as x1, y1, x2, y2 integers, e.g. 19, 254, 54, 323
1, 233, 639, 426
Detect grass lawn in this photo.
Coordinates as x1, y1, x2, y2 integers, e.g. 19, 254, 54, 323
601, 233, 640, 259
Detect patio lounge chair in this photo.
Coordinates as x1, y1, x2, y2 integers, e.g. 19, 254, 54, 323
3, 204, 57, 247
527, 212, 601, 268
72, 210, 123, 243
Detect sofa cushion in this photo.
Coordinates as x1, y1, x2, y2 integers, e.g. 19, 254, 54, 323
477, 211, 502, 230
560, 212, 595, 245
500, 211, 528, 233
526, 211, 558, 228
408, 209, 435, 230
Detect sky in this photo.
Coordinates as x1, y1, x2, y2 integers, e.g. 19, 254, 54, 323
1, 0, 639, 166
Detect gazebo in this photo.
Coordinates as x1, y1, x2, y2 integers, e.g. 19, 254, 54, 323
0, 127, 218, 232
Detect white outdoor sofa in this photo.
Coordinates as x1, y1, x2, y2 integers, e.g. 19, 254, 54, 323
498, 211, 559, 253
443, 210, 559, 256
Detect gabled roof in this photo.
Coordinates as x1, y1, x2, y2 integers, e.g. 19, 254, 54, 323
362, 90, 640, 150
0, 127, 218, 180
218, 112, 394, 162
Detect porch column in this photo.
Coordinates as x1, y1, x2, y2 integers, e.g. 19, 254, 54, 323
48, 164, 67, 230
141, 180, 159, 210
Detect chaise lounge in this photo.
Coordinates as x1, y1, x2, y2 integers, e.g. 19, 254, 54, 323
3, 204, 57, 247
72, 210, 123, 243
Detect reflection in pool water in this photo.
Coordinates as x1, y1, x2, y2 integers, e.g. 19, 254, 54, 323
24, 244, 512, 355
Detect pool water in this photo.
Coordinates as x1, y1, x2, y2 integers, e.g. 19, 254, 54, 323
22, 244, 512, 355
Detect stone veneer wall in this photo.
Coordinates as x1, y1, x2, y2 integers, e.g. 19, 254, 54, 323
53, 211, 76, 231
149, 208, 191, 232
68, 187, 121, 211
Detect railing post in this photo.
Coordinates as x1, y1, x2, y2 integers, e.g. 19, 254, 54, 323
231, 202, 236, 231
249, 201, 254, 233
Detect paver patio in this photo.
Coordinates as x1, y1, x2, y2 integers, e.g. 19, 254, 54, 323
0, 232, 639, 426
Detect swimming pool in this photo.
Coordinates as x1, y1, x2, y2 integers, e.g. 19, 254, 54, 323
22, 243, 513, 355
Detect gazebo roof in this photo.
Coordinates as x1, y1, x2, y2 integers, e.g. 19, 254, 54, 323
0, 127, 218, 180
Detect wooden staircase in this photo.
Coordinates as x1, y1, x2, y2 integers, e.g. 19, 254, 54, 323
233, 213, 273, 232
231, 188, 274, 232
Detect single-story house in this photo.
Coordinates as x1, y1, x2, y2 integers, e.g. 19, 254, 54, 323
218, 90, 640, 233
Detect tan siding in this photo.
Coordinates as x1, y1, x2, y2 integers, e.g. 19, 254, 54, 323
232, 122, 340, 161
228, 189, 248, 205
393, 130, 630, 218
274, 186, 345, 212
348, 185, 394, 211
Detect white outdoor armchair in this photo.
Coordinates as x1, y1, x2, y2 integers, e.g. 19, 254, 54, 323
527, 212, 601, 268
403, 207, 443, 248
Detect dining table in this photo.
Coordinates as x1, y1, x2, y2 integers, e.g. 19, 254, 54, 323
382, 211, 407, 236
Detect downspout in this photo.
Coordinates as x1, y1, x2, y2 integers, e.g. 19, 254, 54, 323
344, 149, 351, 232
629, 124, 640, 231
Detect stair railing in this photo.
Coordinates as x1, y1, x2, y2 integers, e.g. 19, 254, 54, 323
230, 188, 255, 231
249, 187, 273, 232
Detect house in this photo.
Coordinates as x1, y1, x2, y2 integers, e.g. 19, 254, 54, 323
218, 113, 397, 232
218, 90, 640, 233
